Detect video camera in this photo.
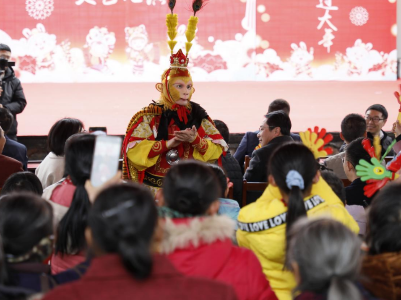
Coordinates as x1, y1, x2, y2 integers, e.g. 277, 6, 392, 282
0, 58, 15, 77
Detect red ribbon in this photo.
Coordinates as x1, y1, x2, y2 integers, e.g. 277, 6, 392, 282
172, 104, 190, 124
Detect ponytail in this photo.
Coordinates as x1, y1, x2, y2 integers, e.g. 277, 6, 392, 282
56, 185, 91, 254
328, 277, 362, 300
286, 186, 307, 237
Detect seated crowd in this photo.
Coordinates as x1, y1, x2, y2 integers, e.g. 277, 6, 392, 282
0, 99, 401, 300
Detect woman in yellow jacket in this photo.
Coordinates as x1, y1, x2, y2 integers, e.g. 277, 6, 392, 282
236, 143, 359, 300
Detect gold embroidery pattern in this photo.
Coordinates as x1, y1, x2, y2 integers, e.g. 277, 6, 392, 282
151, 141, 163, 153
144, 175, 163, 187
193, 137, 208, 154
202, 119, 220, 136
132, 115, 154, 139
184, 142, 190, 159
154, 156, 170, 174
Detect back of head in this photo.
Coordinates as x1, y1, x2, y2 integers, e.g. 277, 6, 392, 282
365, 104, 388, 120
163, 160, 220, 216
0, 44, 11, 53
56, 134, 96, 255
208, 164, 228, 198
0, 108, 14, 134
341, 114, 366, 143
213, 120, 229, 144
0, 193, 53, 263
269, 143, 318, 235
89, 183, 157, 279
265, 110, 292, 136
366, 182, 401, 255
286, 218, 362, 300
48, 118, 84, 156
320, 171, 346, 205
0, 172, 43, 196
345, 137, 371, 168
268, 99, 290, 115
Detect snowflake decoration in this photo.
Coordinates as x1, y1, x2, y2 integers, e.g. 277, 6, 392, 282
350, 7, 369, 26
26, 0, 54, 20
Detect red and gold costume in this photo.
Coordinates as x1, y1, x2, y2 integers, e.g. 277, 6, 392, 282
122, 0, 227, 194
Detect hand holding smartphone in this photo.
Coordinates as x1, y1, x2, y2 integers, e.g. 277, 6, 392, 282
90, 135, 122, 187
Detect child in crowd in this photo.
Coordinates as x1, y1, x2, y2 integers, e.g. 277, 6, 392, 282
0, 171, 43, 196
50, 134, 95, 274
208, 164, 240, 224
35, 118, 84, 189
43, 183, 238, 300
237, 143, 358, 300
157, 161, 277, 300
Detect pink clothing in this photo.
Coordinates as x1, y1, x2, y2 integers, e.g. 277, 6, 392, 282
51, 252, 86, 275
51, 177, 76, 207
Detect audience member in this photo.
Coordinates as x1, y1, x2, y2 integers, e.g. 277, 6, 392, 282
208, 164, 240, 223
213, 119, 242, 203
157, 161, 277, 300
0, 43, 27, 141
36, 118, 84, 189
234, 99, 300, 172
43, 183, 239, 300
0, 126, 23, 191
244, 110, 293, 182
343, 137, 374, 207
0, 108, 28, 170
321, 170, 366, 235
325, 114, 366, 179
0, 193, 87, 294
286, 218, 365, 300
237, 143, 358, 300
0, 172, 43, 196
361, 182, 401, 300
51, 134, 95, 274
364, 104, 395, 156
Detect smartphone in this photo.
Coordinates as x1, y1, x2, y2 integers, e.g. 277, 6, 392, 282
90, 135, 122, 187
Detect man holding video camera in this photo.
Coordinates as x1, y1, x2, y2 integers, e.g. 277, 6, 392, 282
0, 44, 27, 141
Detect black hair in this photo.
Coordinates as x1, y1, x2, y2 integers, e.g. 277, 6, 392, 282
48, 118, 84, 156
55, 134, 95, 255
0, 108, 14, 134
208, 164, 228, 198
365, 182, 401, 255
269, 143, 318, 237
365, 104, 388, 120
213, 120, 229, 144
341, 114, 366, 143
345, 137, 371, 168
268, 99, 290, 115
320, 170, 346, 205
265, 110, 292, 136
0, 44, 11, 53
89, 183, 157, 279
163, 160, 221, 216
0, 193, 53, 262
0, 172, 43, 196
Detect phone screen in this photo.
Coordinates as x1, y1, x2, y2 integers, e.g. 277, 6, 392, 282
90, 135, 122, 187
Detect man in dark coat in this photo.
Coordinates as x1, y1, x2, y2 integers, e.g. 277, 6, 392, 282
0, 44, 27, 141
244, 111, 293, 183
234, 99, 299, 173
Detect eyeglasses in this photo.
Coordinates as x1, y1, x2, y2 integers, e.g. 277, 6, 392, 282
365, 116, 385, 123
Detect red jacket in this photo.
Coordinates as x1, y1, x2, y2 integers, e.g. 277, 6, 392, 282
0, 154, 23, 190
43, 254, 238, 300
160, 216, 278, 300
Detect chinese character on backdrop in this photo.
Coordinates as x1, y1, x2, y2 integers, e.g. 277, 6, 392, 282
316, 0, 338, 53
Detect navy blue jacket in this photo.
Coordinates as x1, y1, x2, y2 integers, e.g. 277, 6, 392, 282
2, 136, 28, 170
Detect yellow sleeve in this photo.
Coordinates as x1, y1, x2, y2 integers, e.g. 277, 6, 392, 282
127, 140, 161, 171
193, 139, 223, 162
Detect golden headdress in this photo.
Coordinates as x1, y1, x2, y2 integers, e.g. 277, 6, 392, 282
156, 0, 208, 112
